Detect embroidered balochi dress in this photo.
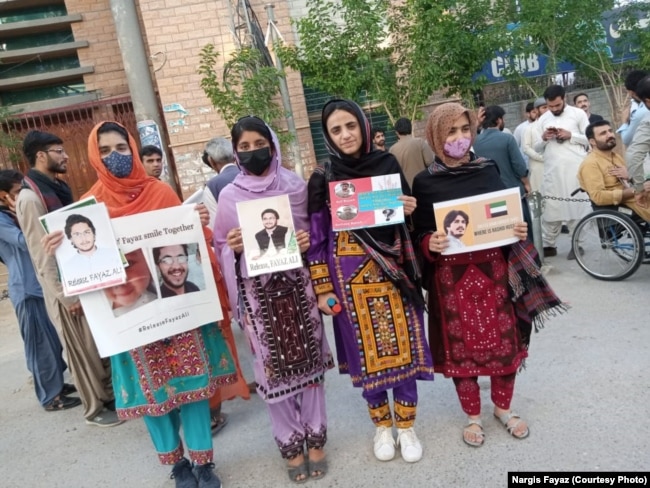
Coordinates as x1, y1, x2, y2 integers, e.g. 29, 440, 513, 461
308, 215, 433, 396
213, 122, 333, 459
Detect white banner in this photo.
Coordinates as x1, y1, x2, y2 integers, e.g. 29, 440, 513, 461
80, 206, 222, 357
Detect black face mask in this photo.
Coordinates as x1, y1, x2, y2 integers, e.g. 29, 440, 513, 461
237, 147, 272, 176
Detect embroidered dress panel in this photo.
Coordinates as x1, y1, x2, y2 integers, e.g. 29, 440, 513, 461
350, 260, 413, 374
254, 273, 320, 378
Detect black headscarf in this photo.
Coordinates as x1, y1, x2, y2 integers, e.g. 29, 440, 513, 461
308, 99, 410, 236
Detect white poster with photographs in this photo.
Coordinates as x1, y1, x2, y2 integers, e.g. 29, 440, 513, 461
236, 194, 303, 277
40, 202, 126, 296
79, 205, 222, 357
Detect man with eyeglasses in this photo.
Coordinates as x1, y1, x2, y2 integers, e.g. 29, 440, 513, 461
63, 213, 123, 280
153, 244, 200, 297
16, 130, 119, 427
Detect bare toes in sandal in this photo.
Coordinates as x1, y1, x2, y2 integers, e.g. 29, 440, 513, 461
462, 418, 485, 447
494, 410, 530, 439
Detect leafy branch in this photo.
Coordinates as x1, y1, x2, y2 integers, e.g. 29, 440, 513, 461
198, 45, 291, 146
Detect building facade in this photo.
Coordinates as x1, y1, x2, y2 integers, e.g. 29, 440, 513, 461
1, 0, 317, 198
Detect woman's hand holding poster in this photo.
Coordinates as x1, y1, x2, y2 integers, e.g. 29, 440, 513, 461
433, 187, 523, 255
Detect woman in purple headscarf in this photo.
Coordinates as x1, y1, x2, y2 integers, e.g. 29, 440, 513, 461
213, 116, 333, 483
307, 99, 434, 464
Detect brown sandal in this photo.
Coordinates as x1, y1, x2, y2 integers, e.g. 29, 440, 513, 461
43, 395, 81, 412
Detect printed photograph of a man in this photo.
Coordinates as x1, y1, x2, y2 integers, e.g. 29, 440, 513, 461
153, 243, 204, 298
64, 213, 123, 276
444, 210, 470, 249
104, 248, 157, 317
334, 181, 356, 198
336, 205, 358, 221
254, 208, 289, 259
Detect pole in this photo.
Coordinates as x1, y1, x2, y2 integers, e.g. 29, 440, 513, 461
108, 0, 181, 197
264, 4, 303, 179
528, 191, 545, 261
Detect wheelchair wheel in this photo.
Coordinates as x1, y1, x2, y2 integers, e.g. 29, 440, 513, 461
572, 210, 644, 281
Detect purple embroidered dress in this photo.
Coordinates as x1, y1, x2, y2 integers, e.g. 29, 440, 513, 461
307, 100, 433, 429
213, 132, 332, 403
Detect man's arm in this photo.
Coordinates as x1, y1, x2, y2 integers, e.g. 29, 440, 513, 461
568, 110, 590, 148
578, 159, 629, 206
625, 114, 650, 191
523, 123, 544, 162
421, 138, 435, 166
532, 122, 549, 154
0, 214, 28, 251
619, 103, 649, 146
508, 135, 529, 179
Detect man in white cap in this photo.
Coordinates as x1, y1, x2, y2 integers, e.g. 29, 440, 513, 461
522, 97, 548, 193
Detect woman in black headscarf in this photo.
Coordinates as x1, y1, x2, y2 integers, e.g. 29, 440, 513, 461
307, 99, 433, 464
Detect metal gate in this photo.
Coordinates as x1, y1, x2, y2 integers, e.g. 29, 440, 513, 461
0, 97, 137, 200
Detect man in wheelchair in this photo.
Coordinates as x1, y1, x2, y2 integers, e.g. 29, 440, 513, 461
578, 120, 650, 225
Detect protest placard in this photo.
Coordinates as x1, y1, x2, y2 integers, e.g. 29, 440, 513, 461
433, 187, 523, 255
79, 205, 222, 357
40, 201, 126, 296
236, 194, 302, 277
329, 173, 404, 231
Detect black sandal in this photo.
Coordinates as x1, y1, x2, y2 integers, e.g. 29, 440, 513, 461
60, 383, 77, 396
43, 395, 81, 412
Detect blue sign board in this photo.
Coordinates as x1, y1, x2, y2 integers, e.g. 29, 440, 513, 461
478, 7, 647, 84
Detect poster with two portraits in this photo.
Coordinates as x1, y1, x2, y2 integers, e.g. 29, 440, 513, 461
67, 205, 222, 357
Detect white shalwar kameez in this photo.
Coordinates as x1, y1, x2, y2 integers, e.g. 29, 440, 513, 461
533, 105, 591, 247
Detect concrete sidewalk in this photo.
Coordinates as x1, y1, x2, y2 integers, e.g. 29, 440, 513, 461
1, 236, 649, 487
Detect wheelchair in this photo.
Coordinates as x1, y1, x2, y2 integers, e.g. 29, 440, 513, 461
570, 191, 650, 281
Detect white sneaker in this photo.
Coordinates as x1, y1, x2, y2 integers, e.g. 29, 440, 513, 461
397, 427, 423, 463
373, 426, 395, 461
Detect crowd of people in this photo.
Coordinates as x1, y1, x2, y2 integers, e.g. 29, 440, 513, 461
3, 70, 650, 487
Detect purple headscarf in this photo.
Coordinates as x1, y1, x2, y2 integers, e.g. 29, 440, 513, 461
213, 121, 309, 315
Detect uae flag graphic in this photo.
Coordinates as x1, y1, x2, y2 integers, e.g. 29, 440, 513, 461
485, 200, 508, 218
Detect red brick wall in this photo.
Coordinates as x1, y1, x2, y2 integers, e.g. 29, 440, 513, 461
66, 0, 130, 98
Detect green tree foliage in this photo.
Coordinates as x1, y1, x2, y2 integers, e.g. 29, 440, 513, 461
278, 0, 514, 121
278, 0, 405, 120
0, 105, 23, 166
198, 45, 290, 144
505, 0, 650, 128
399, 0, 513, 103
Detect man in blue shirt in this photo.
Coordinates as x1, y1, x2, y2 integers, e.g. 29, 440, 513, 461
473, 105, 533, 241
0, 169, 80, 411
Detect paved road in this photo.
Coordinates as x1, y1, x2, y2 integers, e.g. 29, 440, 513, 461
1, 235, 649, 487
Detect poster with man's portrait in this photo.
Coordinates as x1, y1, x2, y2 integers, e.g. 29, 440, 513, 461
40, 202, 126, 296
433, 187, 523, 255
236, 194, 302, 277
79, 206, 222, 357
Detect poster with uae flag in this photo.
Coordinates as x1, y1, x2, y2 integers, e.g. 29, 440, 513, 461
432, 187, 523, 255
